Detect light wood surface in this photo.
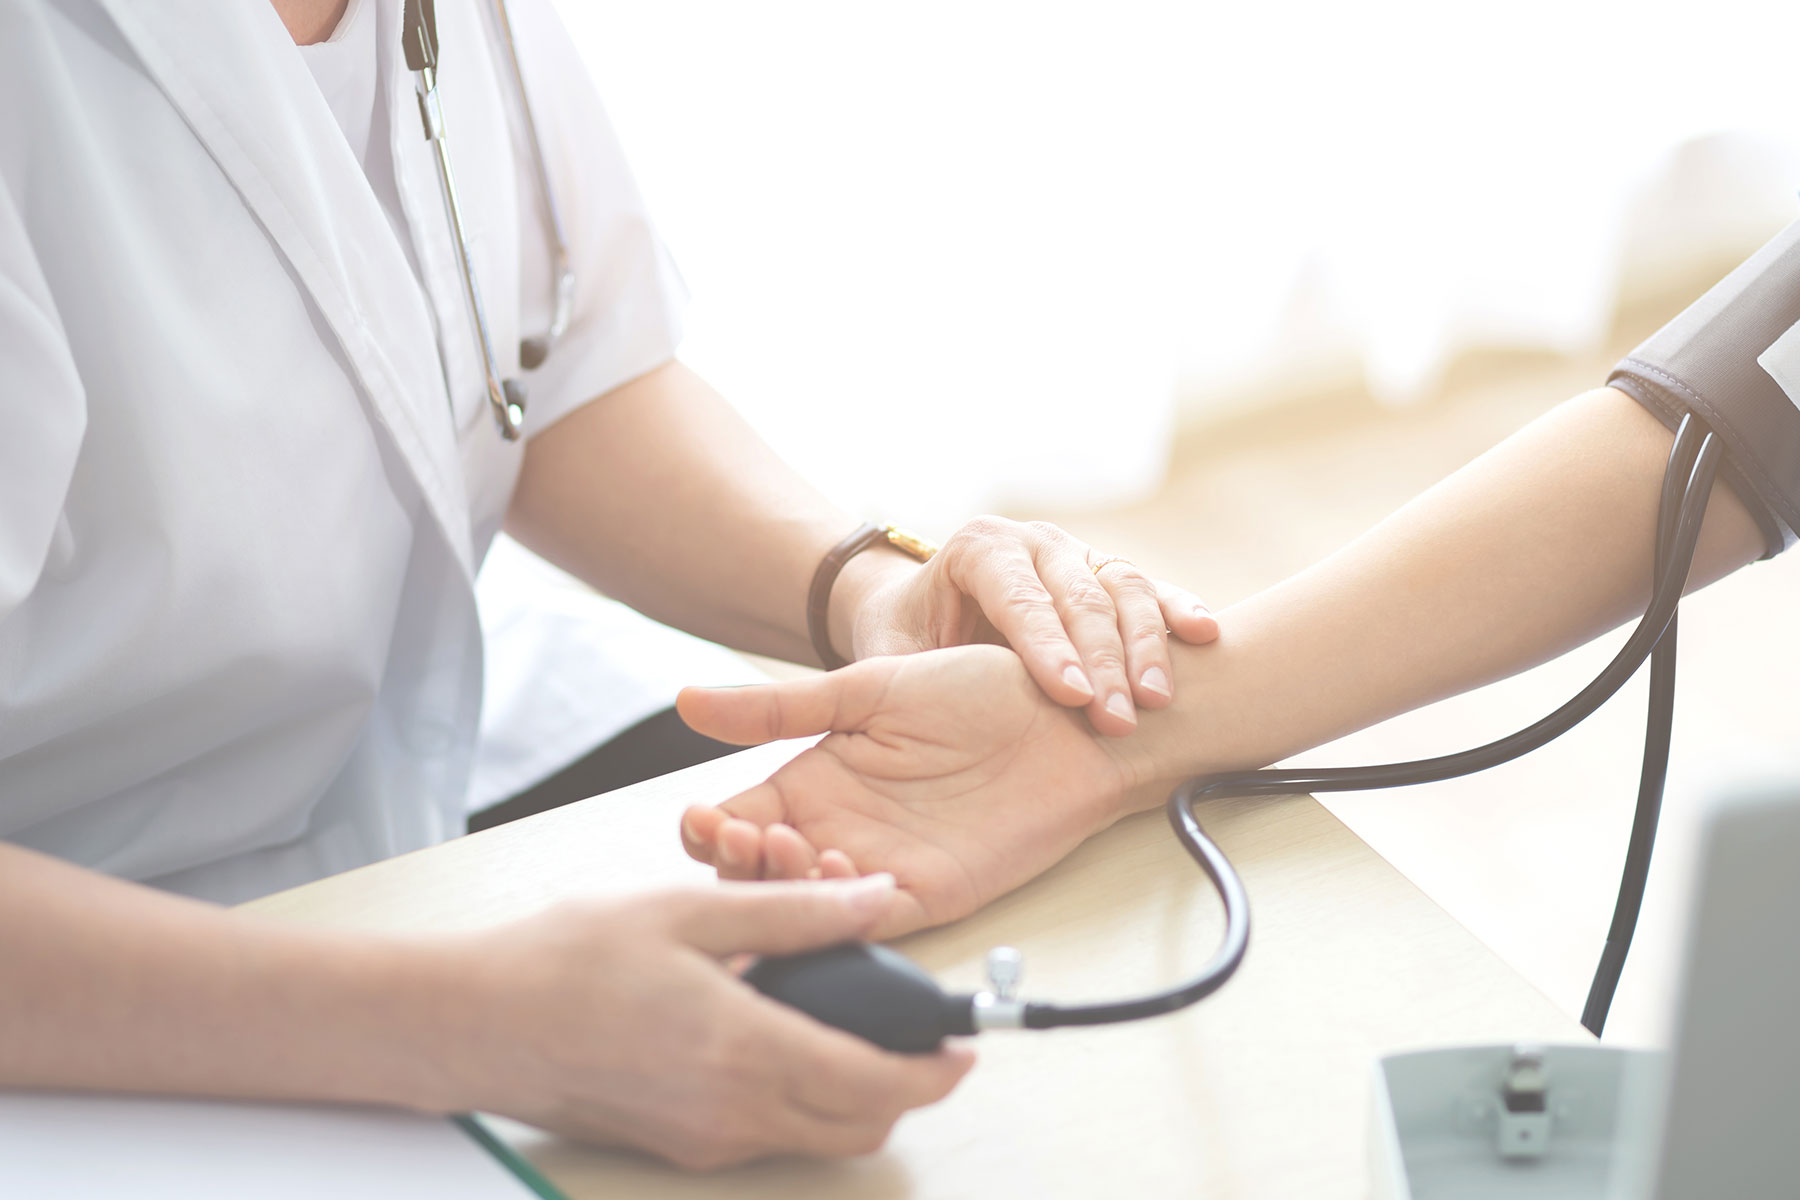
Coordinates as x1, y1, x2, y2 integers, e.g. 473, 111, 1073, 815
247, 739, 1589, 1198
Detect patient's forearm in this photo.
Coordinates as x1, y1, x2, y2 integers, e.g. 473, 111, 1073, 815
1122, 387, 1767, 795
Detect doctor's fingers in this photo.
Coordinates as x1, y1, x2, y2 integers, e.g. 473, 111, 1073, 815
1032, 528, 1149, 734
663, 875, 896, 958
677, 1005, 970, 1162
937, 519, 1134, 733
772, 1017, 975, 1130
1156, 578, 1220, 646
568, 1003, 967, 1167
1089, 562, 1185, 711
735, 844, 933, 939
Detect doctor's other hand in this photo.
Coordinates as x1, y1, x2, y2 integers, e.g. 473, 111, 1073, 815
676, 646, 1137, 938
849, 517, 1217, 736
441, 877, 972, 1169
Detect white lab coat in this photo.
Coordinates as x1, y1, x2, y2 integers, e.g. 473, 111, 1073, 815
469, 538, 763, 815
0, 0, 697, 901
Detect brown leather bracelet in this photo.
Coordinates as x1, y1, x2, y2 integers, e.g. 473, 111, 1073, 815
806, 522, 939, 670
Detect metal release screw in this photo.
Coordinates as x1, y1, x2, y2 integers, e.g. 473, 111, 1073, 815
985, 947, 1023, 1000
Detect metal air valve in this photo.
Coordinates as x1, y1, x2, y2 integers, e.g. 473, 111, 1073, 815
743, 942, 1038, 1052
972, 946, 1028, 1031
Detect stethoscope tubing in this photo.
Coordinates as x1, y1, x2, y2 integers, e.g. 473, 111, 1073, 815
403, 0, 572, 440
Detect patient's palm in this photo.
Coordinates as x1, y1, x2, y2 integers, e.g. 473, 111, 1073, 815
686, 647, 1130, 937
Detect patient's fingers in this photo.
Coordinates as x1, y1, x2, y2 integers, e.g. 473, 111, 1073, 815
680, 804, 727, 864
690, 803, 855, 883
676, 663, 892, 748
1156, 579, 1219, 645
717, 781, 791, 829
715, 817, 768, 880
765, 823, 820, 880
819, 849, 859, 879
681, 771, 793, 862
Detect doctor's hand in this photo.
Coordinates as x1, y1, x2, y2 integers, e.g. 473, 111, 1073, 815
676, 646, 1140, 938
847, 517, 1217, 736
442, 877, 972, 1169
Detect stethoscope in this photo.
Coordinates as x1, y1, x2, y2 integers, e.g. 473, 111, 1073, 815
402, 0, 572, 441
747, 416, 1721, 1051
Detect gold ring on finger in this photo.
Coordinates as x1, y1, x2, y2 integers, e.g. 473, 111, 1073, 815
1090, 555, 1133, 577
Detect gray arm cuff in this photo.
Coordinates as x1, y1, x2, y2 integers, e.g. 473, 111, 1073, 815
1607, 370, 1788, 559
1606, 217, 1800, 561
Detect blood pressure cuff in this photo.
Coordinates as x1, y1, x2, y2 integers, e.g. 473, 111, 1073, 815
1608, 217, 1800, 559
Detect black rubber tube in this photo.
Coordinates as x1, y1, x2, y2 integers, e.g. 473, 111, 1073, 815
1579, 416, 1700, 1035
1025, 420, 1716, 1033
1022, 781, 1251, 1028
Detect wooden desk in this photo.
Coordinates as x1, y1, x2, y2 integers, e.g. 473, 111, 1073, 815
248, 740, 1588, 1198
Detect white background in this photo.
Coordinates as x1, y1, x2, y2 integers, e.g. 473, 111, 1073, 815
554, 0, 1800, 527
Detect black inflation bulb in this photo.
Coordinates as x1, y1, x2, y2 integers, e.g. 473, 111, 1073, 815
744, 942, 977, 1053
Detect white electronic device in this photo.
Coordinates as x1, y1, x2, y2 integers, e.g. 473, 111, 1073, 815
1369, 783, 1800, 1198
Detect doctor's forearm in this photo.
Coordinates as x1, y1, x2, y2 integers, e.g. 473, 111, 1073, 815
1118, 387, 1767, 796
0, 843, 460, 1108
506, 360, 913, 666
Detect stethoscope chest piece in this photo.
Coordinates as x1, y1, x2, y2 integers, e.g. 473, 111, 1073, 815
498, 378, 526, 442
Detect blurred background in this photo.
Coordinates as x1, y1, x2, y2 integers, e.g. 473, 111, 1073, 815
540, 0, 1800, 1044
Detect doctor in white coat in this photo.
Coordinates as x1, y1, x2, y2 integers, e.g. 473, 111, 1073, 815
0, 0, 1218, 1168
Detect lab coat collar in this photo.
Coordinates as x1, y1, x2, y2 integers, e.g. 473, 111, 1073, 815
94, 0, 478, 580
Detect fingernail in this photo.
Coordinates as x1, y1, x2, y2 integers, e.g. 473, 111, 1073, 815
1192, 602, 1212, 619
1061, 665, 1094, 698
1140, 667, 1170, 698
717, 838, 742, 870
680, 812, 700, 843
1105, 693, 1136, 723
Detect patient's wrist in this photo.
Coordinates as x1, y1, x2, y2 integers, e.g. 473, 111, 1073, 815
1102, 708, 1203, 819
1107, 630, 1256, 812
1109, 727, 1201, 816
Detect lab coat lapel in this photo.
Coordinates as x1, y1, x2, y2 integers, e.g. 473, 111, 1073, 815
93, 0, 477, 580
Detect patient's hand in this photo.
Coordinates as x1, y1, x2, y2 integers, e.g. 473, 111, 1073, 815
676, 646, 1135, 938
